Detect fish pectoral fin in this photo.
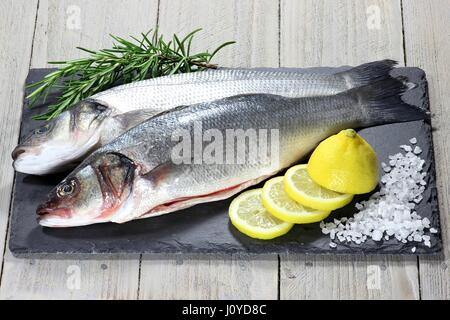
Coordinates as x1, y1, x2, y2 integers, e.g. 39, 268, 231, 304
142, 161, 175, 187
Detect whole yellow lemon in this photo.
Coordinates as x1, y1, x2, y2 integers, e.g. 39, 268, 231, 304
307, 129, 379, 194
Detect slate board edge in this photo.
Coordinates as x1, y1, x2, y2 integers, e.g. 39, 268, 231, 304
8, 67, 443, 257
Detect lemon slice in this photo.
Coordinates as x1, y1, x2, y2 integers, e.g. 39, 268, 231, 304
229, 189, 293, 240
284, 164, 354, 211
262, 176, 331, 224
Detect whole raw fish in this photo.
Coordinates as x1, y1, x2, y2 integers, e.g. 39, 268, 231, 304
13, 60, 396, 175
36, 77, 426, 227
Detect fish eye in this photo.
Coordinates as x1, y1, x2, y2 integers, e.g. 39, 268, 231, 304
95, 103, 108, 112
57, 179, 77, 197
34, 124, 51, 135
84, 100, 108, 113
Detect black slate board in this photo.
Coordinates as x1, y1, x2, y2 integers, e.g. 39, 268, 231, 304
9, 67, 443, 256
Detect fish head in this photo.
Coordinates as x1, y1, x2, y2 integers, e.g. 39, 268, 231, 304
37, 152, 137, 227
12, 100, 113, 175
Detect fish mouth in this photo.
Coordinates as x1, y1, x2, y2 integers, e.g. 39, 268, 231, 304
13, 158, 76, 175
36, 206, 73, 218
37, 211, 109, 228
36, 206, 78, 228
38, 215, 100, 228
13, 131, 102, 175
36, 204, 111, 228
11, 146, 26, 160
11, 145, 57, 175
12, 142, 94, 175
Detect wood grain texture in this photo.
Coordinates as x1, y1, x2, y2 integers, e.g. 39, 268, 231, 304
31, 0, 160, 65
157, 0, 279, 67
0, 0, 38, 286
140, 255, 278, 299
280, 0, 404, 67
279, 0, 420, 300
138, 0, 280, 300
403, 0, 450, 300
0, 251, 140, 299
280, 255, 419, 299
0, 0, 159, 299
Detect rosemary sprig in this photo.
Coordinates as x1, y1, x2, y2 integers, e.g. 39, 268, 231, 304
27, 29, 235, 120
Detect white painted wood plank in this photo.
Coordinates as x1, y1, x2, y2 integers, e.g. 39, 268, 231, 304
280, 0, 403, 67
139, 0, 280, 299
140, 255, 278, 299
157, 0, 279, 68
280, 0, 404, 67
0, 252, 140, 299
279, 0, 420, 300
281, 255, 419, 299
0, 0, 159, 299
403, 0, 450, 300
32, 0, 161, 65
0, 0, 38, 287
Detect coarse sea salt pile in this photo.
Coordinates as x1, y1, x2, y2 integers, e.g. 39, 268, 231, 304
321, 138, 437, 252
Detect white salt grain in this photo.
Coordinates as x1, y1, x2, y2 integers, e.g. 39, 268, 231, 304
413, 195, 423, 204
411, 247, 416, 253
320, 140, 436, 248
372, 230, 383, 241
400, 145, 412, 152
329, 242, 337, 248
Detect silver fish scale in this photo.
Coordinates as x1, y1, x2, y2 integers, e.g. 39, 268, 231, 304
93, 69, 342, 94
91, 69, 349, 113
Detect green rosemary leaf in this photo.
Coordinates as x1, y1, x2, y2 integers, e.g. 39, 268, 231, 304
208, 41, 236, 62
76, 47, 97, 54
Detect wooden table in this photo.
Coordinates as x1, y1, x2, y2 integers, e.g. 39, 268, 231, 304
0, 0, 448, 300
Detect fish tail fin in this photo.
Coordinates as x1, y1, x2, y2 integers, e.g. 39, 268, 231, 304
337, 59, 397, 88
350, 76, 429, 125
